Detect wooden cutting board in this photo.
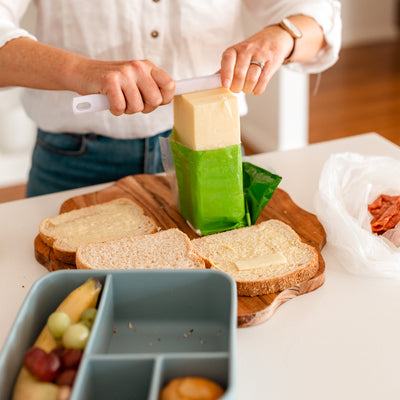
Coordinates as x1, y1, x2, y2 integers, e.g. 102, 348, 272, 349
34, 174, 326, 328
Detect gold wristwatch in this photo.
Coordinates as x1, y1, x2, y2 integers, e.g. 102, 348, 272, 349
279, 18, 303, 64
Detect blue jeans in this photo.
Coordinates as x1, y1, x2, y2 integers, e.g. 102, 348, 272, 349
26, 128, 172, 197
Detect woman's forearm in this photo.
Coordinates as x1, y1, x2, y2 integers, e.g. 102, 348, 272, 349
0, 37, 86, 92
0, 37, 175, 115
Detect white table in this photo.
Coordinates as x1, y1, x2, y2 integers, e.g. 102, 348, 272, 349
1, 133, 399, 399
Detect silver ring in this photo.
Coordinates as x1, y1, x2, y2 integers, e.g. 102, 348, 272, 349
250, 60, 265, 71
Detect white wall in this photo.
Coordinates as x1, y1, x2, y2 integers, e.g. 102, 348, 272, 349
341, 0, 398, 46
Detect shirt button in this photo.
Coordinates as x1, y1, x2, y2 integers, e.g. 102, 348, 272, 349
150, 30, 159, 38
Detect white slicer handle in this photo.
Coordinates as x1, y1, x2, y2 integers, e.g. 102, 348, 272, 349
72, 73, 221, 115
174, 73, 221, 95
72, 94, 110, 114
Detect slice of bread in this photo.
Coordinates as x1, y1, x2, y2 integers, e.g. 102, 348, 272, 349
39, 198, 157, 264
191, 219, 319, 296
76, 228, 206, 270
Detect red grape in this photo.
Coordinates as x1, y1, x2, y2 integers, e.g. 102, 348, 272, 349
23, 347, 61, 382
23, 347, 44, 372
55, 368, 77, 386
61, 349, 82, 369
50, 347, 65, 360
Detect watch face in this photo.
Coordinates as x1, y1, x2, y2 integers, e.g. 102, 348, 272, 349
281, 18, 303, 39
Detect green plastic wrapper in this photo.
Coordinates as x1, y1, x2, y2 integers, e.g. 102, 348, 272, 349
170, 136, 246, 236
169, 131, 282, 235
242, 161, 282, 225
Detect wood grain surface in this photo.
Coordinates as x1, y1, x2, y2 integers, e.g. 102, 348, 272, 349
309, 41, 400, 147
34, 174, 326, 327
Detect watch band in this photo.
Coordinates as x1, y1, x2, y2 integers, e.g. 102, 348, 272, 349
279, 18, 303, 64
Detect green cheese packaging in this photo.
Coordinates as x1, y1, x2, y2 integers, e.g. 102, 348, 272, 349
170, 131, 282, 235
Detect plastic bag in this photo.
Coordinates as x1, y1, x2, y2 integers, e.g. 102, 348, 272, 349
314, 152, 400, 279
382, 223, 400, 247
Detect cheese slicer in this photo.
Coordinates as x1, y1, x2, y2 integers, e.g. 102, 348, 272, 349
72, 73, 222, 115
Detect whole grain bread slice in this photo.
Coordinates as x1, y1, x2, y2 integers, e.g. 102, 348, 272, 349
76, 228, 205, 270
39, 198, 157, 264
191, 219, 319, 296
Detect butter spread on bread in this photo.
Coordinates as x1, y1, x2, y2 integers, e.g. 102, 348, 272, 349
191, 219, 319, 296
39, 198, 157, 264
234, 253, 287, 271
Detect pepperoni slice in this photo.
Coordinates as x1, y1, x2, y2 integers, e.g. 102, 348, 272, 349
368, 195, 400, 234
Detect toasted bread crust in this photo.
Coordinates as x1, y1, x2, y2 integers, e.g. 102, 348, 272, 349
233, 252, 319, 296
53, 247, 76, 265
192, 219, 319, 296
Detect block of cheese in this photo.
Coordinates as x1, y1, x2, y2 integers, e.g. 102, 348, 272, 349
173, 87, 240, 150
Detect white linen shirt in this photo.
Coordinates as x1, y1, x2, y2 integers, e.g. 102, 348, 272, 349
0, 0, 341, 139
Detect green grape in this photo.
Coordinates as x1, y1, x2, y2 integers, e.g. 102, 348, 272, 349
47, 311, 72, 339
62, 323, 90, 350
80, 307, 97, 329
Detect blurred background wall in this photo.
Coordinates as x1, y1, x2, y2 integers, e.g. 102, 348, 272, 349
241, 0, 399, 154
0, 1, 398, 188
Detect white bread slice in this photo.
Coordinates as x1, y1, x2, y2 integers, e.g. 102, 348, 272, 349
191, 219, 319, 296
39, 198, 157, 264
76, 228, 206, 270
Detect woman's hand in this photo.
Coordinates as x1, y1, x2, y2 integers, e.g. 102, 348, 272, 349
75, 59, 176, 116
221, 25, 293, 95
220, 15, 325, 95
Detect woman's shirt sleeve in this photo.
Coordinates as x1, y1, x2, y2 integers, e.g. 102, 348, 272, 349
0, 0, 37, 48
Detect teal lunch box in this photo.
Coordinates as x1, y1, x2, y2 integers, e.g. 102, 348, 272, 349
0, 269, 237, 400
